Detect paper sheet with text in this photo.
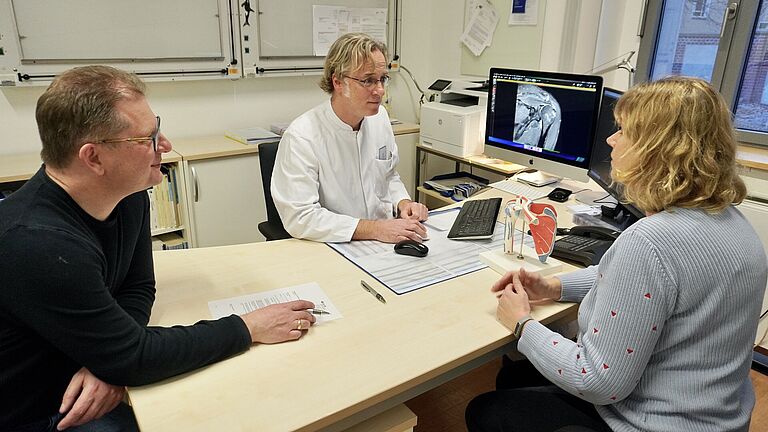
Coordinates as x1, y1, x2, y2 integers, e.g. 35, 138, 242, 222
208, 282, 342, 323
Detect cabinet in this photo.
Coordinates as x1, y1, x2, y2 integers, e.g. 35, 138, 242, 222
0, 151, 191, 249
172, 136, 266, 248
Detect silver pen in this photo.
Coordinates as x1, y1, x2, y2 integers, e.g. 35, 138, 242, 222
361, 280, 386, 304
308, 308, 331, 315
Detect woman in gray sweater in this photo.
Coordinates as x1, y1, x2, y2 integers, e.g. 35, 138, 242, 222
466, 76, 768, 432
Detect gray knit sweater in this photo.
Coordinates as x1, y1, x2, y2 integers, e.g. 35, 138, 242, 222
518, 206, 767, 431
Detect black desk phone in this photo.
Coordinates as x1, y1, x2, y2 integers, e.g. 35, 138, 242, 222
551, 225, 621, 267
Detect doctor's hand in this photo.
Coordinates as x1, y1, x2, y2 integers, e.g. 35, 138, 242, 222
240, 300, 316, 344
57, 367, 124, 430
353, 218, 427, 243
397, 199, 429, 221
491, 268, 562, 303
496, 276, 533, 331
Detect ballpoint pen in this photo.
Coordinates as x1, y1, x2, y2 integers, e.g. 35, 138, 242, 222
308, 308, 331, 315
360, 280, 386, 304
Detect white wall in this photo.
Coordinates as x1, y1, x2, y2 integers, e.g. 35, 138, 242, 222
594, 0, 645, 91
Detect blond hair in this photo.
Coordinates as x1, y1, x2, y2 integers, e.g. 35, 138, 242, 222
319, 33, 388, 94
613, 76, 746, 213
36, 65, 146, 168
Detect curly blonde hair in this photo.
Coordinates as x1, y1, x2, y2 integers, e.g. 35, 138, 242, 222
319, 33, 387, 94
612, 76, 746, 213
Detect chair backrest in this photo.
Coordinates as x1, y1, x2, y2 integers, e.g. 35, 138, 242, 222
258, 141, 290, 240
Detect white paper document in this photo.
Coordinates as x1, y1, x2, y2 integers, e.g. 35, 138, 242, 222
568, 204, 602, 216
461, 0, 499, 56
313, 6, 387, 56
329, 208, 534, 295
208, 282, 342, 323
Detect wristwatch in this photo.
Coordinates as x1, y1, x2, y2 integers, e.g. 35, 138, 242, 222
513, 315, 535, 338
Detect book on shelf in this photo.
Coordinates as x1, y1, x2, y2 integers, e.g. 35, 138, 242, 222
224, 127, 280, 145
154, 232, 189, 250
147, 166, 181, 232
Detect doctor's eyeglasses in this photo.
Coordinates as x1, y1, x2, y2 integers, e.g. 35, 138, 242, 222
343, 75, 390, 89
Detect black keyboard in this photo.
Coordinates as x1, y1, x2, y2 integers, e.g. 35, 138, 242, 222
447, 197, 503, 240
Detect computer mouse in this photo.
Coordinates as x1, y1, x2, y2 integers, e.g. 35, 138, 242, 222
548, 187, 572, 203
394, 240, 429, 258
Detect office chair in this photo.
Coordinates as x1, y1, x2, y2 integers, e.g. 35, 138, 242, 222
258, 141, 292, 241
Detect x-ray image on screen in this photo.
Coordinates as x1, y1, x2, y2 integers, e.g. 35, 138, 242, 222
514, 84, 561, 151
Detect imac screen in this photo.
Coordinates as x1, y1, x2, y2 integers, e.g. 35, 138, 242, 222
485, 68, 602, 176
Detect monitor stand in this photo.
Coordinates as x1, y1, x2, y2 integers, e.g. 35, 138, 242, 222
516, 171, 560, 187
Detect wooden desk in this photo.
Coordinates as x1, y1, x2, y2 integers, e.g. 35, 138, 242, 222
126, 191, 579, 431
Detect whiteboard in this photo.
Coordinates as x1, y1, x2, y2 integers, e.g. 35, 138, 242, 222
12, 0, 224, 61
256, 0, 388, 58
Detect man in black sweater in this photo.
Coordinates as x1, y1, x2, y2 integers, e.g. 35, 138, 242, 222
0, 66, 317, 431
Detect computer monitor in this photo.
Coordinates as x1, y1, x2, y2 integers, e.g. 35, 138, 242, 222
587, 87, 644, 228
483, 68, 603, 183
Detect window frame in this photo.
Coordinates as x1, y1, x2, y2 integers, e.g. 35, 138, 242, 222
636, 0, 768, 147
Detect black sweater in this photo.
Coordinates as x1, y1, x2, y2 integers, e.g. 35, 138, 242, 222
0, 167, 251, 428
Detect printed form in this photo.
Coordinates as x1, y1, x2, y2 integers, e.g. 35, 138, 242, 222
208, 282, 342, 323
329, 208, 534, 295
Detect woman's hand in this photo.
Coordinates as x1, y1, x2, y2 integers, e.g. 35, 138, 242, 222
496, 272, 534, 331
491, 268, 561, 303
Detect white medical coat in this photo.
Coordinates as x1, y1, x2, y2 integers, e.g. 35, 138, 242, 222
271, 101, 410, 242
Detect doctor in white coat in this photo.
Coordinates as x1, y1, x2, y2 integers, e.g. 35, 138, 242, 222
272, 33, 428, 243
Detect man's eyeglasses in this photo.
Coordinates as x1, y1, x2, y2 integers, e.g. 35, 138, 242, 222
343, 75, 390, 89
97, 116, 161, 152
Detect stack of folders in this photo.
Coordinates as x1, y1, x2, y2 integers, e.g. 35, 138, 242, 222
224, 126, 280, 145
269, 123, 291, 136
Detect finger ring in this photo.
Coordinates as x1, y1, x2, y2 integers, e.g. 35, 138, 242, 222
296, 319, 303, 330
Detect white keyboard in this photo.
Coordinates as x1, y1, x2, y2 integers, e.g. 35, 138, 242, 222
489, 179, 555, 200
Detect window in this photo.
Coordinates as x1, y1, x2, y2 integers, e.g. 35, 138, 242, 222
692, 0, 711, 18
733, 1, 768, 135
637, 0, 768, 147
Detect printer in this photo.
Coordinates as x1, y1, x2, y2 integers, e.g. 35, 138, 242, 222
420, 79, 488, 158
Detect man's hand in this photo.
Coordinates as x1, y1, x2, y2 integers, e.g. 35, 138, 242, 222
491, 268, 561, 303
240, 300, 316, 344
397, 199, 428, 221
496, 274, 533, 331
57, 368, 124, 430
353, 218, 428, 243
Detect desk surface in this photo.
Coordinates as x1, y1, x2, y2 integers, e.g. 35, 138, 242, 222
127, 190, 578, 432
